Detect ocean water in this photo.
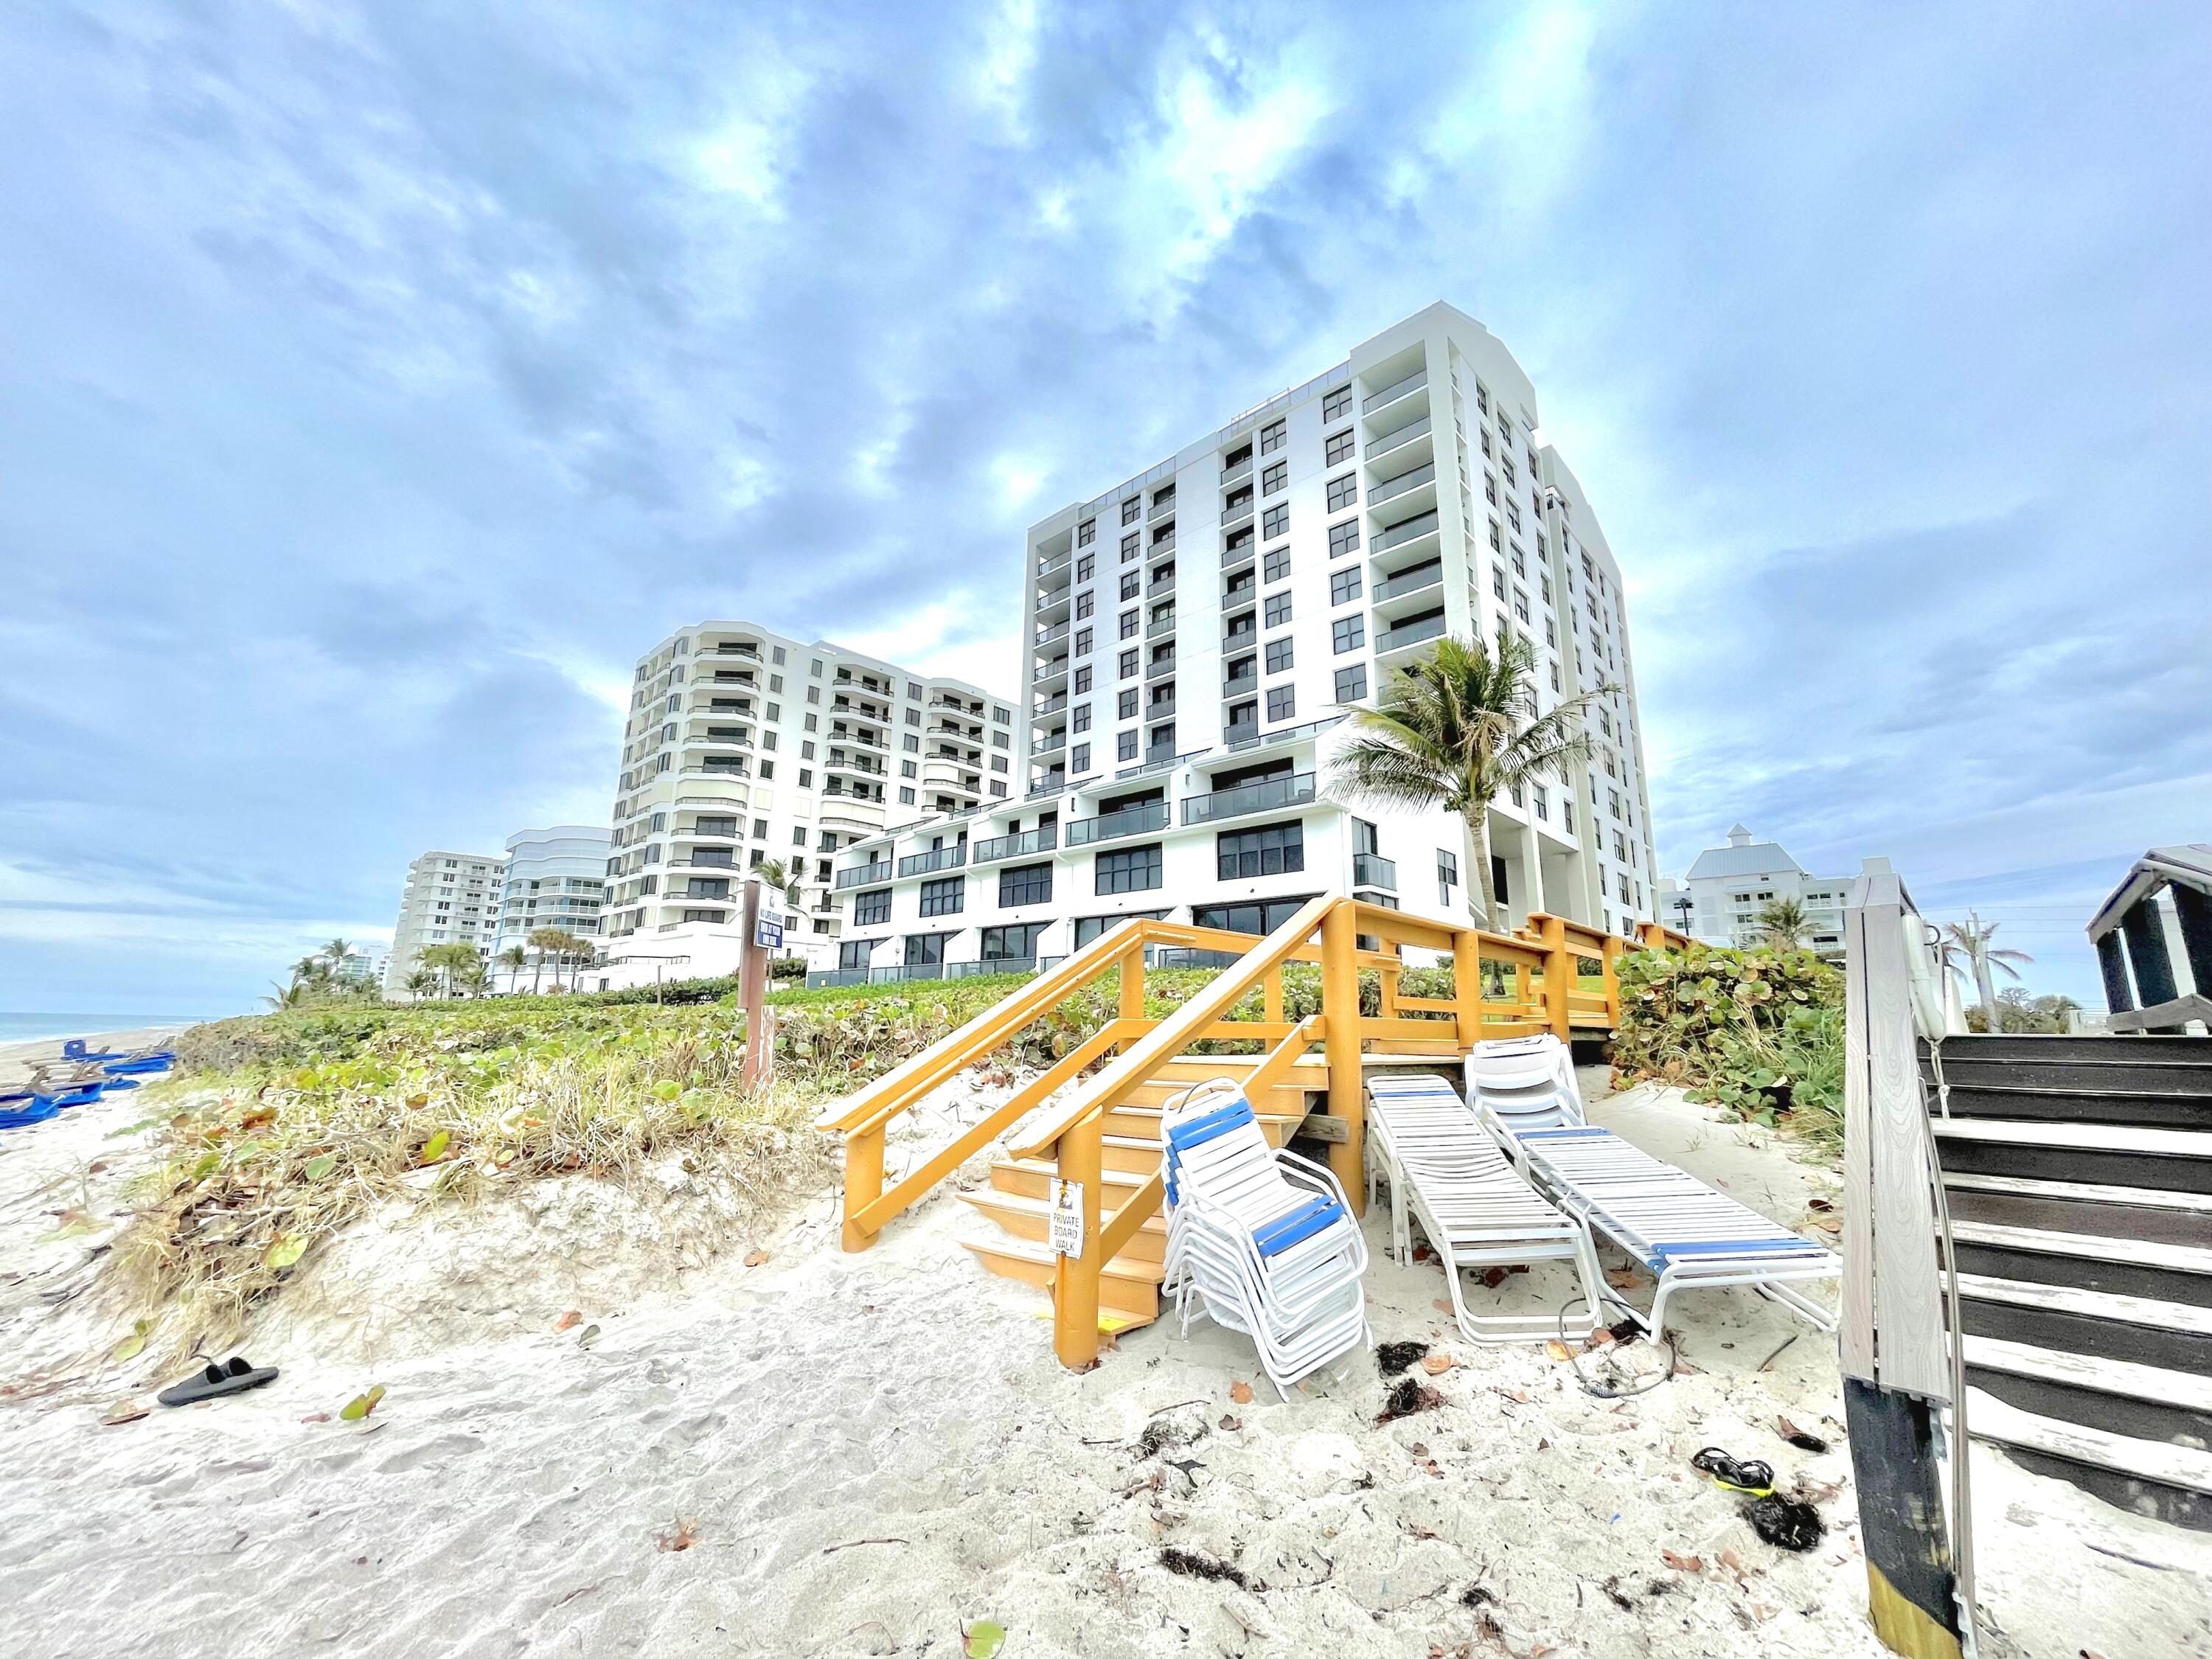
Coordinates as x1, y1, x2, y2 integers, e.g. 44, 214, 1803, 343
0, 1012, 218, 1047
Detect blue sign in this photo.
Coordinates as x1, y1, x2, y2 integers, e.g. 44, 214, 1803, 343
754, 908, 785, 950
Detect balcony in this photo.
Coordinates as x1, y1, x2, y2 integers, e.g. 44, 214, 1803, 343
1150, 527, 1177, 554
1180, 770, 1315, 826
1221, 623, 1256, 653
1031, 730, 1066, 757
1362, 366, 1427, 416
710, 643, 762, 660
1145, 648, 1178, 681
1377, 608, 1448, 655
1373, 508, 1440, 556
1353, 852, 1398, 891
1220, 454, 1252, 484
1149, 492, 1176, 521
1373, 558, 1444, 604
1366, 413, 1431, 463
1032, 657, 1069, 685
1065, 799, 1170, 846
1037, 551, 1071, 581
1220, 538, 1256, 572
1145, 691, 1177, 722
897, 844, 967, 877
1222, 666, 1257, 696
973, 824, 1058, 864
1221, 501, 1253, 535
1368, 459, 1436, 508
1031, 692, 1068, 720
835, 863, 893, 891
1224, 719, 1258, 747
1034, 620, 1069, 648
1147, 611, 1177, 640
1147, 567, 1176, 597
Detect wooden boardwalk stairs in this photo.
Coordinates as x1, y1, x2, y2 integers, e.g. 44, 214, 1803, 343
1924, 1032, 2212, 1529
816, 897, 1687, 1368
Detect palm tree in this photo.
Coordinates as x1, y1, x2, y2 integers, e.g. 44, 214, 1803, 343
319, 937, 354, 973
753, 858, 804, 908
1330, 632, 1612, 929
497, 945, 528, 992
1756, 898, 1812, 950
1941, 912, 2033, 1033
526, 926, 567, 993
403, 965, 440, 999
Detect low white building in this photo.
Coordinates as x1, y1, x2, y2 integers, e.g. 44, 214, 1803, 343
822, 303, 1660, 983
1660, 826, 1851, 953
381, 849, 504, 996
492, 825, 612, 974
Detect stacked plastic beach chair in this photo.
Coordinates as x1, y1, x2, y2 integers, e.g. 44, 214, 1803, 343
1159, 1080, 1370, 1398
0, 1040, 175, 1133
1465, 1035, 1841, 1340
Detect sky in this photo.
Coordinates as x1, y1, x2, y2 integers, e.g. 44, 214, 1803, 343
1, 1, 2206, 1018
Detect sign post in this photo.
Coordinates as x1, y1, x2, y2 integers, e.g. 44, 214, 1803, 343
740, 877, 782, 1088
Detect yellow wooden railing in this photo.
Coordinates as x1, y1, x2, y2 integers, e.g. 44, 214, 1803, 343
815, 898, 1696, 1366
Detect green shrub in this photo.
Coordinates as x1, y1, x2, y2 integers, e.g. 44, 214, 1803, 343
1613, 942, 1843, 1143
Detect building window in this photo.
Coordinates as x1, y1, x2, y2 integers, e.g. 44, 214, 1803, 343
1121, 498, 1141, 526
851, 888, 891, 926
1117, 730, 1138, 760
918, 876, 964, 918
1217, 821, 1304, 880
1493, 564, 1508, 600
1113, 687, 1135, 719
1325, 429, 1354, 466
1193, 895, 1312, 936
1259, 418, 1287, 456
1334, 664, 1368, 703
1265, 636, 1294, 674
1332, 616, 1366, 654
1260, 460, 1287, 495
1120, 570, 1140, 601
1265, 685, 1295, 722
1329, 566, 1362, 605
1119, 608, 1138, 640
1119, 649, 1139, 679
900, 786, 916, 804
998, 861, 1054, 908
980, 922, 1048, 962
1096, 844, 1164, 895
1262, 504, 1288, 538
1437, 849, 1459, 905
1073, 705, 1092, 734
1259, 546, 1290, 584
1074, 666, 1092, 693
904, 933, 950, 967
1075, 591, 1094, 622
1326, 473, 1357, 512
1322, 384, 1352, 422
1263, 592, 1292, 627
1077, 520, 1095, 547
1071, 742, 1091, 773
838, 938, 877, 970
1327, 520, 1360, 559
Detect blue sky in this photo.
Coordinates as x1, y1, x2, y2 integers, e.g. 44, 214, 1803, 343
1, 1, 2205, 1018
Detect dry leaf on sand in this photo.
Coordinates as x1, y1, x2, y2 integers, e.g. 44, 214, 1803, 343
1229, 1381, 1254, 1405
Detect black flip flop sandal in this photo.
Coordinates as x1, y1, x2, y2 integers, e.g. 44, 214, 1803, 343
157, 1354, 279, 1407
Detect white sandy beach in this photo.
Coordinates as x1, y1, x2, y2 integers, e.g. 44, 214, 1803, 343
0, 1056, 2204, 1658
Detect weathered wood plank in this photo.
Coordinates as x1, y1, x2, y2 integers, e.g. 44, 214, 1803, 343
1841, 900, 1877, 1380
1863, 879, 1948, 1399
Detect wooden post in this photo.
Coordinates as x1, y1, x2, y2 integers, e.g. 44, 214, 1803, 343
1321, 902, 1365, 1213
740, 877, 771, 1088
1599, 936, 1625, 1032
1262, 963, 1284, 1027
841, 1126, 884, 1253
1843, 868, 1966, 1657
1051, 1114, 1105, 1369
1537, 914, 1572, 1041
1453, 928, 1483, 1049
1118, 940, 1147, 1024
1378, 954, 1401, 1020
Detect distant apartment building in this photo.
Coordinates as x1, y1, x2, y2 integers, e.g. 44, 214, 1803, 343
492, 825, 612, 964
1660, 825, 1850, 953
595, 622, 1012, 985
824, 303, 1659, 981
382, 849, 504, 996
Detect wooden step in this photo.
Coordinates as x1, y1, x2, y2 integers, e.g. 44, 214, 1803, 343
1121, 1075, 1311, 1116
1963, 1332, 2212, 1413
959, 1189, 1166, 1263
1102, 1101, 1303, 1143
1950, 1271, 2212, 1377
1948, 1220, 2212, 1308
1943, 1172, 2212, 1248
961, 1234, 1163, 1326
1961, 1332, 2212, 1453
1965, 1386, 2212, 1531
990, 1158, 1152, 1203
1930, 1119, 2212, 1192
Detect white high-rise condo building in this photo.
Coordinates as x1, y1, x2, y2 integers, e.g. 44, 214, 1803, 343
1660, 826, 1851, 955
492, 825, 613, 973
824, 304, 1660, 981
383, 849, 504, 996
597, 622, 1012, 986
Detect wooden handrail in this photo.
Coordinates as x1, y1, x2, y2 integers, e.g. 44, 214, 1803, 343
845, 1020, 1136, 1239
1011, 894, 1340, 1160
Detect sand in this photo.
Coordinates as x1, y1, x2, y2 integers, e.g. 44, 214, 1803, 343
0, 1056, 2204, 1658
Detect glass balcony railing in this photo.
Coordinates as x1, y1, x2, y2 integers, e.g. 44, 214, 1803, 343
1366, 414, 1430, 462
1372, 508, 1440, 554
1368, 459, 1436, 507
833, 863, 892, 891
1180, 771, 1315, 826
896, 844, 967, 877
1353, 852, 1398, 891
1378, 610, 1448, 654
973, 824, 1057, 863
1064, 800, 1169, 846
1373, 560, 1444, 603
1362, 366, 1427, 414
